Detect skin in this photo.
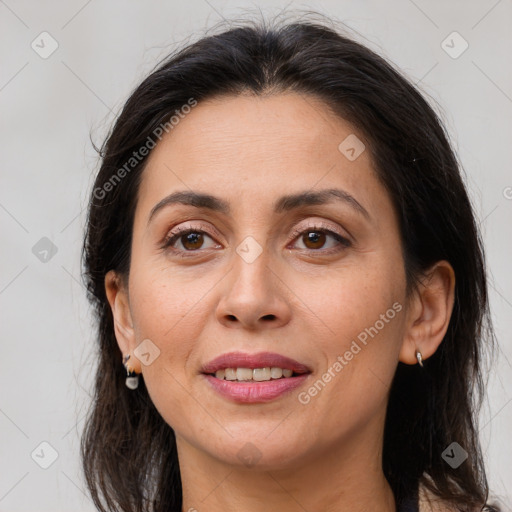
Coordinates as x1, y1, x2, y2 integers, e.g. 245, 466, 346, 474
105, 92, 455, 512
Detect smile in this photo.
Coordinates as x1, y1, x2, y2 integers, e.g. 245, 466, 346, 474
210, 367, 295, 381
201, 351, 312, 403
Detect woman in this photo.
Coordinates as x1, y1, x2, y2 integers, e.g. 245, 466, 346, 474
81, 14, 503, 512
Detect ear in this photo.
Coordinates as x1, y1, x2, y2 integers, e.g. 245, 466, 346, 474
104, 270, 141, 373
399, 260, 455, 365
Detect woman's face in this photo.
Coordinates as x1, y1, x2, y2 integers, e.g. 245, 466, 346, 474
113, 92, 412, 469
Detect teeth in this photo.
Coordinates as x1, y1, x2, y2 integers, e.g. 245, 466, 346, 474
270, 367, 282, 379
236, 368, 253, 381
224, 368, 236, 380
213, 367, 296, 381
253, 368, 271, 381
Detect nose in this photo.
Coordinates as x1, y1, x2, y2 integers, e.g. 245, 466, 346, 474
215, 248, 292, 331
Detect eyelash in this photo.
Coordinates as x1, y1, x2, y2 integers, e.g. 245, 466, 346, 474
160, 223, 352, 256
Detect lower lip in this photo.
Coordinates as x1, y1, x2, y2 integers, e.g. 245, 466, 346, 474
203, 373, 310, 403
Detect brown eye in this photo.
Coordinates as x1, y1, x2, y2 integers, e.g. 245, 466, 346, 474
302, 231, 327, 250
292, 226, 351, 253
161, 227, 219, 253
180, 232, 205, 250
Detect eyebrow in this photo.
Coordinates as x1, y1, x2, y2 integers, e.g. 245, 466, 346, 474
147, 188, 370, 225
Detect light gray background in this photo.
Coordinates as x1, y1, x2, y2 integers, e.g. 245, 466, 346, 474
1, 1, 511, 510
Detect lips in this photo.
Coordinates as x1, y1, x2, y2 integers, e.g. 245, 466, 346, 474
201, 351, 311, 375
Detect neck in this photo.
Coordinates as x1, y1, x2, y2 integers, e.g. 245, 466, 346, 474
177, 409, 396, 512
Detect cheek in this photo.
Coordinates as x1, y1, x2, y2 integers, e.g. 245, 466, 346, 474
303, 254, 404, 349
301, 254, 406, 402
128, 266, 206, 371
127, 271, 214, 432
129, 261, 214, 340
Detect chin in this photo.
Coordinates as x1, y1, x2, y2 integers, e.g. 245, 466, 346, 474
206, 432, 309, 471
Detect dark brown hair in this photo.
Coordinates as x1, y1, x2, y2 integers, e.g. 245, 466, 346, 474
81, 13, 503, 512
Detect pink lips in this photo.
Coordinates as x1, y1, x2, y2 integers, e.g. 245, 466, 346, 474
203, 374, 309, 403
201, 351, 311, 404
201, 351, 311, 375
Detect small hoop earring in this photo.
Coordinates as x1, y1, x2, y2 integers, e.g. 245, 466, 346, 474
416, 350, 424, 367
122, 354, 140, 390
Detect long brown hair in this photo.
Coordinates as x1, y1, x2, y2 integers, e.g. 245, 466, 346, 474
81, 13, 503, 512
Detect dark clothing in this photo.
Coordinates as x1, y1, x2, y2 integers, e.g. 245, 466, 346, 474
398, 485, 420, 512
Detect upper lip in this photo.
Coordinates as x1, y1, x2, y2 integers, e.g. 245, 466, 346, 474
201, 351, 311, 375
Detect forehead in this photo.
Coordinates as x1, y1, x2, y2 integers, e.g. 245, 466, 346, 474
136, 92, 389, 222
